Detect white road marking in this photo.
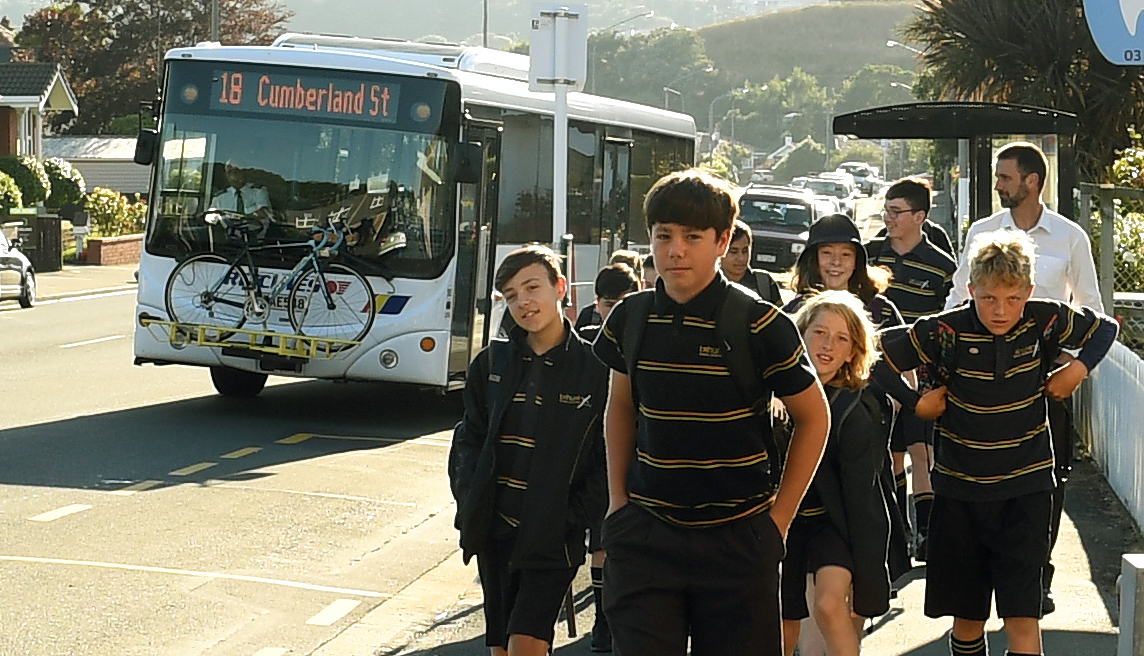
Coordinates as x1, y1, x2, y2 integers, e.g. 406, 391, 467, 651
305, 599, 362, 626
277, 432, 450, 447
252, 649, 289, 656
59, 334, 125, 349
14, 288, 136, 308
221, 447, 262, 459
109, 480, 162, 496
29, 504, 92, 522
169, 462, 217, 476
211, 483, 417, 506
0, 555, 392, 597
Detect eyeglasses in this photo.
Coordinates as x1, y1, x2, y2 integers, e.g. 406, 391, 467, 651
881, 206, 919, 219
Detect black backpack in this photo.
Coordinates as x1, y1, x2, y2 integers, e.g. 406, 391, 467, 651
621, 285, 785, 480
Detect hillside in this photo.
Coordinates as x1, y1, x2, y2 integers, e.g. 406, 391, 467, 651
699, 1, 919, 92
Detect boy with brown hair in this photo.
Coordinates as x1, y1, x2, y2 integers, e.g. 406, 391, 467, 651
722, 218, 782, 305
876, 229, 1117, 656
593, 168, 830, 655
449, 245, 608, 656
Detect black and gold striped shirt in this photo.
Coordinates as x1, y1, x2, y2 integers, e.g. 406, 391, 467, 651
594, 273, 818, 527
865, 235, 957, 322
880, 299, 1117, 501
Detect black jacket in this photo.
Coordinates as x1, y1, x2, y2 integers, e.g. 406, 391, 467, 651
813, 386, 909, 618
448, 321, 608, 569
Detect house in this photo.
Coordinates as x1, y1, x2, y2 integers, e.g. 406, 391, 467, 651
0, 61, 79, 158
43, 136, 151, 198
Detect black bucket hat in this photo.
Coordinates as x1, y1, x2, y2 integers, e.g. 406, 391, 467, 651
798, 213, 867, 268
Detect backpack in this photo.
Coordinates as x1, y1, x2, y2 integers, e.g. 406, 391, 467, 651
621, 284, 785, 481
753, 271, 780, 305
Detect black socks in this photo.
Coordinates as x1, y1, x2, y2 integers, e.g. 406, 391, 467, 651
914, 490, 935, 535
950, 633, 987, 656
895, 471, 910, 531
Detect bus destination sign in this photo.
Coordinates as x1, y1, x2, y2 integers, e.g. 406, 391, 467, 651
211, 70, 400, 124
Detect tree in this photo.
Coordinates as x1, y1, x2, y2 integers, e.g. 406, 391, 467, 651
833, 64, 916, 116
587, 27, 715, 115
905, 0, 1144, 179
18, 0, 293, 134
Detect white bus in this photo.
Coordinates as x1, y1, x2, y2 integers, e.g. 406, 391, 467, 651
133, 34, 696, 396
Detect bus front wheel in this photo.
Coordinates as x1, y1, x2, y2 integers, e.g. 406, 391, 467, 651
210, 366, 267, 398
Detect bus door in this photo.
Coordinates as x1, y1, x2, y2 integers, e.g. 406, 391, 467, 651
600, 132, 633, 260
449, 124, 502, 382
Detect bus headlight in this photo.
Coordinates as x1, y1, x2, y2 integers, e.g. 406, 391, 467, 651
380, 350, 399, 369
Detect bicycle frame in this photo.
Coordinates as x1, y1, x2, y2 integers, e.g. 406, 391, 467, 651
200, 218, 348, 322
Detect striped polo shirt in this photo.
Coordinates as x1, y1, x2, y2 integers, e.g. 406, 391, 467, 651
594, 273, 818, 527
492, 329, 562, 537
866, 235, 957, 321
879, 300, 1117, 501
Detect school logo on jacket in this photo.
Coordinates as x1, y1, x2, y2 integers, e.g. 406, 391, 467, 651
698, 345, 721, 358
559, 393, 592, 409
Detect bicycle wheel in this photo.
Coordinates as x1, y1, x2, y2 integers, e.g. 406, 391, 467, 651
287, 263, 375, 349
165, 253, 249, 338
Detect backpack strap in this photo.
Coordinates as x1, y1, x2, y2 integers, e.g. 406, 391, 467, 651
716, 284, 785, 483
753, 271, 777, 304
621, 290, 656, 407
486, 338, 511, 410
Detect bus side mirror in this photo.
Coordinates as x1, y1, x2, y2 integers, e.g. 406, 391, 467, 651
134, 129, 158, 166
453, 142, 482, 184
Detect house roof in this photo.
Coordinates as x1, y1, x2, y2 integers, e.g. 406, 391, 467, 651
0, 62, 79, 113
44, 136, 137, 160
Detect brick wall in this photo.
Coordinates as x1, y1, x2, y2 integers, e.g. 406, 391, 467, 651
84, 234, 142, 265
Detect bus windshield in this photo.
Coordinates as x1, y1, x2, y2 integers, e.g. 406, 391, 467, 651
146, 60, 462, 280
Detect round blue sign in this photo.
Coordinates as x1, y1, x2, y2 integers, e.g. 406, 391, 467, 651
1085, 0, 1144, 64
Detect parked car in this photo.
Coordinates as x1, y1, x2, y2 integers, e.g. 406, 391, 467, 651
738, 185, 820, 273
802, 177, 859, 218
836, 161, 881, 194
0, 231, 35, 308
748, 168, 775, 184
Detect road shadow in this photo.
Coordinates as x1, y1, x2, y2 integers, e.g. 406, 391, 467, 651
0, 379, 463, 492
1063, 456, 1144, 621
895, 628, 1116, 655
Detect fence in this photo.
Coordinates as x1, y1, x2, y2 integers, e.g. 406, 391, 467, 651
1075, 341, 1144, 532
1078, 183, 1144, 356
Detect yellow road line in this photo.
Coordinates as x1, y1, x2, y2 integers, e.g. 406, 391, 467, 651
29, 504, 92, 522
277, 433, 314, 444
221, 447, 262, 459
169, 462, 217, 476
109, 480, 162, 496
306, 598, 362, 626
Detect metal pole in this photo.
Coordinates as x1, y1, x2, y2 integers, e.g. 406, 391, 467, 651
483, 0, 489, 48
554, 83, 569, 245
1120, 554, 1144, 656
1099, 184, 1115, 313
211, 0, 219, 41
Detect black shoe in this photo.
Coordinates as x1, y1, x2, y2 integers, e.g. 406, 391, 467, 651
590, 615, 612, 652
1042, 588, 1056, 615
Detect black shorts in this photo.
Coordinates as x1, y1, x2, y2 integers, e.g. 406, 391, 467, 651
601, 502, 785, 656
588, 520, 603, 552
924, 491, 1052, 621
476, 537, 578, 648
890, 410, 933, 451
780, 514, 855, 620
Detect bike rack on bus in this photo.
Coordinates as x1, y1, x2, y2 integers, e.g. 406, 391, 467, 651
138, 316, 360, 361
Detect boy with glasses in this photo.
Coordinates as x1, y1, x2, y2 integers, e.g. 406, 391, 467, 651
865, 177, 957, 561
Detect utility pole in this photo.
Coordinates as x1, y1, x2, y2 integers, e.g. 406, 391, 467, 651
211, 0, 220, 41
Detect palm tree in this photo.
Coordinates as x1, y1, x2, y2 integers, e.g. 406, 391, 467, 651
905, 0, 1144, 179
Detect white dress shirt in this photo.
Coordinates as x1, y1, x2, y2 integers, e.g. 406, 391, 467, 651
211, 183, 270, 214
946, 205, 1104, 312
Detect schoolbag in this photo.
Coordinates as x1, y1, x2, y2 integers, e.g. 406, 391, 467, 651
621, 284, 785, 480
753, 271, 780, 305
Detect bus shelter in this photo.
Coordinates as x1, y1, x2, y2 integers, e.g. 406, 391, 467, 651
832, 102, 1079, 251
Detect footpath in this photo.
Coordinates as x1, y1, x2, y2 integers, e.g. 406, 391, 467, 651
10, 264, 1144, 656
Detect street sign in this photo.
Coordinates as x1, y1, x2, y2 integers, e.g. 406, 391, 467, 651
528, 3, 588, 93
1084, 0, 1144, 64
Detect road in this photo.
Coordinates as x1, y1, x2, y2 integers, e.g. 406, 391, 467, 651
0, 292, 469, 656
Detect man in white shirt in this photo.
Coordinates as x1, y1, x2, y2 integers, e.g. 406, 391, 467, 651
945, 142, 1104, 617
946, 145, 1102, 312
211, 162, 271, 218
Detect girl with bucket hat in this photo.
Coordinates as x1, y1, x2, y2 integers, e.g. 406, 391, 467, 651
783, 214, 902, 330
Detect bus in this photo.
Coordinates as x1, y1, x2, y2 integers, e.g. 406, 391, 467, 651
132, 34, 696, 396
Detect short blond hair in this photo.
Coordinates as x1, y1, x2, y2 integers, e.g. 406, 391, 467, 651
968, 229, 1036, 289
793, 290, 878, 390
